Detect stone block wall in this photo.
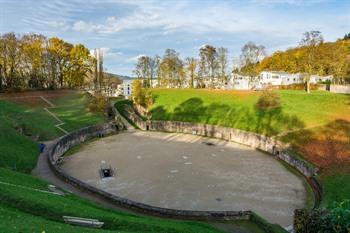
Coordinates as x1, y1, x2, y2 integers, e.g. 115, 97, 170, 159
330, 84, 350, 94
50, 123, 117, 164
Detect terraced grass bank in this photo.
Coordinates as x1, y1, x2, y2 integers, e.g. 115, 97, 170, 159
149, 89, 350, 208
0, 91, 105, 172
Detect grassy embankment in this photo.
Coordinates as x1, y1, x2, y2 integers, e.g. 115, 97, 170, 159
149, 89, 350, 208
0, 91, 226, 233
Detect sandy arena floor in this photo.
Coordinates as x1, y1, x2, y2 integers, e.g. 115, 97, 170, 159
61, 130, 306, 227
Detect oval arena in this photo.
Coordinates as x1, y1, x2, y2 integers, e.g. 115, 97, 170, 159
60, 130, 306, 227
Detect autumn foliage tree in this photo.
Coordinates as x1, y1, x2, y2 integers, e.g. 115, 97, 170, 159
256, 32, 350, 84
0, 32, 93, 91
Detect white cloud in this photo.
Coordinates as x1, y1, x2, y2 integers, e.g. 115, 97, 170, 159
126, 54, 146, 63
73, 20, 103, 32
69, 1, 323, 38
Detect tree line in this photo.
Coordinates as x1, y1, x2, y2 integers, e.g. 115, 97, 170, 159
0, 32, 101, 91
134, 31, 350, 88
133, 44, 260, 88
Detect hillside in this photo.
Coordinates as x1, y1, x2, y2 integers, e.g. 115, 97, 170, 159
241, 39, 350, 83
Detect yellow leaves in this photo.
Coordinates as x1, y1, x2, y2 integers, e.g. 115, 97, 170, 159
254, 40, 349, 80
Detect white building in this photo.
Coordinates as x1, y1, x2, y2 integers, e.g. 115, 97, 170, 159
259, 71, 303, 86
117, 79, 133, 98
229, 73, 252, 90
310, 75, 333, 84
259, 71, 333, 86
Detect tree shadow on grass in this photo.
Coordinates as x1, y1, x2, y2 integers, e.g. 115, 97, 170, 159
150, 97, 305, 136
282, 119, 350, 170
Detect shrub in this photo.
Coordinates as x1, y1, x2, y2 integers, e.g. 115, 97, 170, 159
86, 93, 108, 115
256, 90, 281, 110
294, 200, 350, 233
294, 209, 331, 233
278, 84, 319, 90
131, 79, 153, 108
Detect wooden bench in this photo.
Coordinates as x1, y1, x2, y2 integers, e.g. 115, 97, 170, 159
63, 216, 104, 228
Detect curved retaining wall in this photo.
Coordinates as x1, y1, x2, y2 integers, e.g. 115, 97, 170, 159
124, 105, 322, 209
47, 123, 251, 221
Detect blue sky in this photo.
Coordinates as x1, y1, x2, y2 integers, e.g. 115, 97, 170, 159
0, 0, 349, 76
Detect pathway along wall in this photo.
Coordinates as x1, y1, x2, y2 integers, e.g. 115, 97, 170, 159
47, 123, 252, 221
124, 105, 322, 207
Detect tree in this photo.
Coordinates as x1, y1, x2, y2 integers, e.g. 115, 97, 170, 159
344, 33, 350, 40
67, 44, 91, 88
21, 34, 47, 88
131, 79, 153, 107
299, 31, 324, 47
257, 38, 350, 84
48, 37, 73, 88
0, 32, 95, 91
199, 44, 218, 88
0, 33, 22, 89
159, 49, 183, 88
239, 41, 266, 76
185, 57, 197, 88
0, 36, 4, 90
149, 55, 160, 87
299, 31, 324, 93
133, 55, 151, 87
217, 47, 228, 84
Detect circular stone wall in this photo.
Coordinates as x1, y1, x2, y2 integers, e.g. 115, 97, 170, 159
60, 130, 306, 227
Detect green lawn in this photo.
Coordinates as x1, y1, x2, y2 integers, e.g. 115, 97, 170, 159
319, 172, 350, 208
0, 206, 123, 233
50, 93, 105, 132
0, 92, 106, 173
0, 168, 222, 233
148, 89, 350, 208
150, 89, 349, 136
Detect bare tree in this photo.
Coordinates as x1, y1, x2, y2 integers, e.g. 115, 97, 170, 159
185, 57, 197, 88
299, 31, 323, 47
239, 42, 266, 77
299, 31, 323, 93
159, 49, 183, 88
0, 33, 22, 89
133, 55, 151, 87
149, 55, 160, 87
217, 47, 228, 85
240, 42, 266, 66
199, 44, 218, 88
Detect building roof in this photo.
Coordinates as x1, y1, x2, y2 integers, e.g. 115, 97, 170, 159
262, 71, 290, 75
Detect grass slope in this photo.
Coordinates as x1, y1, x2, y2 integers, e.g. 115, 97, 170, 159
0, 92, 106, 173
0, 168, 221, 233
150, 89, 349, 136
50, 93, 105, 132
